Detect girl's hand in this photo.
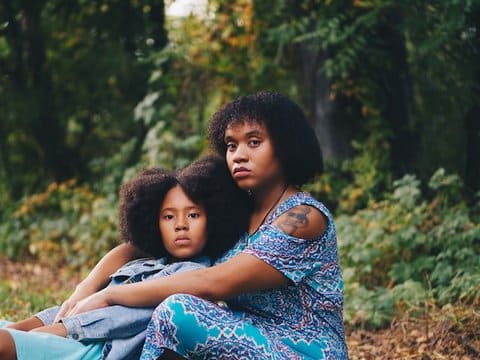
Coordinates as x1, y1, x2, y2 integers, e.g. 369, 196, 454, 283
54, 243, 142, 322
54, 284, 96, 322
54, 298, 78, 323
63, 289, 111, 317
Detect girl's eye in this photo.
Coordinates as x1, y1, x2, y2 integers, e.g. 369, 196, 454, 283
248, 139, 261, 147
163, 214, 174, 220
188, 213, 200, 219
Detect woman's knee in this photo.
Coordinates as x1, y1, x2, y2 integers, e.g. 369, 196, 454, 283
149, 294, 216, 345
153, 294, 198, 316
151, 294, 199, 328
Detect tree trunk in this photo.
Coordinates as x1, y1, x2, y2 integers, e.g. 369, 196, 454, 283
377, 8, 415, 177
298, 43, 356, 162
22, 2, 79, 181
464, 105, 480, 195
464, 4, 480, 197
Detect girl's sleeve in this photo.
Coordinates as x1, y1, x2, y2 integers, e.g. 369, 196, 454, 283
243, 224, 331, 284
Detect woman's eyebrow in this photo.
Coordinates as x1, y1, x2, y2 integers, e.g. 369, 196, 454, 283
225, 130, 263, 139
224, 129, 264, 143
245, 130, 263, 137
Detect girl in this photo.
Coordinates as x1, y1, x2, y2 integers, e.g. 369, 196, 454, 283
0, 155, 250, 360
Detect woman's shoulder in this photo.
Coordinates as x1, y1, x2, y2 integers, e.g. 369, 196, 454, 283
269, 192, 332, 240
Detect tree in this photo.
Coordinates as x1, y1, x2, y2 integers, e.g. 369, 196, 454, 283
0, 0, 167, 200
252, 0, 480, 198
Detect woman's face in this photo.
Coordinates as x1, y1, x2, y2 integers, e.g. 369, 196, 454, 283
159, 185, 208, 261
224, 120, 285, 192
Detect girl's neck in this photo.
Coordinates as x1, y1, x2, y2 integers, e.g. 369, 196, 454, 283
166, 254, 200, 264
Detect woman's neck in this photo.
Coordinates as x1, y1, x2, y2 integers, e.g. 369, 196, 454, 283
248, 183, 294, 234
251, 183, 289, 212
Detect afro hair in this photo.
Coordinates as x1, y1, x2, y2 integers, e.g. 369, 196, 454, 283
207, 91, 323, 186
118, 155, 251, 260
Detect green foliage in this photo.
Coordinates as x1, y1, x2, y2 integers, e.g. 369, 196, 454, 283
140, 120, 202, 170
0, 180, 118, 269
0, 0, 166, 199
338, 120, 392, 213
338, 169, 480, 328
306, 117, 393, 213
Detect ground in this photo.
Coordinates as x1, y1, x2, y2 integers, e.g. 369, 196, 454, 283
1, 256, 479, 359
346, 308, 480, 360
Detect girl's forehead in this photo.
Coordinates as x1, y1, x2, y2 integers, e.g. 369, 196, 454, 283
163, 185, 199, 206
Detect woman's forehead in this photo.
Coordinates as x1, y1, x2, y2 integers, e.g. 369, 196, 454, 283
225, 119, 267, 136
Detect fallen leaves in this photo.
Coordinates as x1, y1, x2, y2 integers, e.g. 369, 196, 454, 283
347, 305, 480, 359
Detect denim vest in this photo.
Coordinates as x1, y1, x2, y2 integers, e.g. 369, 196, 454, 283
36, 256, 211, 360
108, 256, 211, 285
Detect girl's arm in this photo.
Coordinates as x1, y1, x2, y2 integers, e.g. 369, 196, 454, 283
63, 252, 289, 316
54, 242, 144, 321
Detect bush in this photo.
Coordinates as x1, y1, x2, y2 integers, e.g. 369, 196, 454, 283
0, 180, 118, 269
338, 169, 480, 328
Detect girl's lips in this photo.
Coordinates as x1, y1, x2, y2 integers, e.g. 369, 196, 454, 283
175, 237, 190, 245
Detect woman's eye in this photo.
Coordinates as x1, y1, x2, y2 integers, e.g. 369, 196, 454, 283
248, 139, 261, 147
226, 142, 237, 151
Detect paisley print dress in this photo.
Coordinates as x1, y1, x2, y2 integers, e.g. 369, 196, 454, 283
140, 192, 348, 359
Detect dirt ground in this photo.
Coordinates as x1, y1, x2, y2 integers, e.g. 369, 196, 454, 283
1, 257, 479, 359
346, 307, 480, 360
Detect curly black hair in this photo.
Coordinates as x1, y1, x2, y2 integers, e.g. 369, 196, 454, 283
118, 155, 251, 260
207, 91, 323, 186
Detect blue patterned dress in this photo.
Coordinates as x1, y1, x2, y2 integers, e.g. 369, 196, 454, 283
140, 192, 348, 359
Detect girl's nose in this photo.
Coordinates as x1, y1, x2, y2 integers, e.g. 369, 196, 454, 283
175, 218, 188, 231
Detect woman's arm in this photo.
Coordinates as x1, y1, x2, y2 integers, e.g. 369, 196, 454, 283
54, 242, 143, 321
63, 252, 289, 316
63, 205, 327, 316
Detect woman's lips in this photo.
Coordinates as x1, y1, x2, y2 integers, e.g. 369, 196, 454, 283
233, 167, 250, 179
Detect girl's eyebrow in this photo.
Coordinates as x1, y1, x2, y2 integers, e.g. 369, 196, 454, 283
160, 206, 202, 212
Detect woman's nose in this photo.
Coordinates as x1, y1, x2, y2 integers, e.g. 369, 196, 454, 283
232, 144, 248, 162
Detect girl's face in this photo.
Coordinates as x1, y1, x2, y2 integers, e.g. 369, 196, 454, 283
159, 185, 207, 261
224, 120, 285, 193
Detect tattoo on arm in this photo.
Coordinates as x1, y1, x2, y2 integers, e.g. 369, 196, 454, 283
276, 206, 311, 235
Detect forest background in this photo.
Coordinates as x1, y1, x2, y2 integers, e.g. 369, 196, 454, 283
0, 0, 479, 358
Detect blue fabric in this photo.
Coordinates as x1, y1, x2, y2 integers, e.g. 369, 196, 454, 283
0, 321, 103, 360
7, 256, 210, 360
141, 192, 348, 359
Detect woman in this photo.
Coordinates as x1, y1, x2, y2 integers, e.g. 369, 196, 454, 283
56, 91, 348, 359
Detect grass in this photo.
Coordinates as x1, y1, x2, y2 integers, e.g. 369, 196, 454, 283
0, 256, 82, 321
